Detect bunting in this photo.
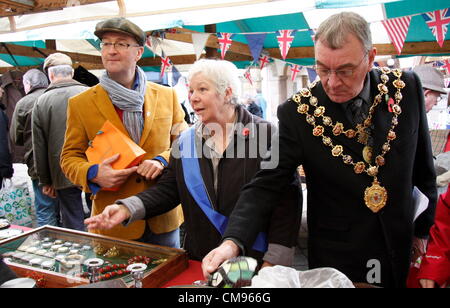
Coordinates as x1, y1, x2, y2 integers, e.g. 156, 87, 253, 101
192, 33, 210, 60
443, 59, 450, 75
382, 16, 412, 55
245, 34, 267, 63
422, 9, 450, 48
217, 33, 234, 60
276, 30, 297, 60
244, 68, 253, 86
259, 54, 271, 70
290, 64, 301, 82
160, 56, 172, 79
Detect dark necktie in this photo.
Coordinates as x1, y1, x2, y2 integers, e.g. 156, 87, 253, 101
348, 98, 365, 126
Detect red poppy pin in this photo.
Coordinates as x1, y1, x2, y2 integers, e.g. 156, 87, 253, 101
387, 98, 395, 113
242, 128, 251, 137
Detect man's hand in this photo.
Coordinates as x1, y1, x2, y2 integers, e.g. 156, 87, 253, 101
137, 160, 164, 181
420, 279, 437, 288
201, 240, 240, 279
42, 185, 56, 198
84, 204, 131, 231
91, 154, 138, 188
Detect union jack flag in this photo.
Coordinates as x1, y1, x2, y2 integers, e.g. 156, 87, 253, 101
244, 68, 253, 86
259, 54, 271, 70
290, 64, 301, 82
160, 56, 172, 79
276, 30, 297, 60
422, 9, 450, 48
442, 59, 450, 75
217, 33, 234, 60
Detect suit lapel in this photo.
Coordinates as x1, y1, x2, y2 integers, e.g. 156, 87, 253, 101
139, 83, 157, 147
92, 85, 129, 136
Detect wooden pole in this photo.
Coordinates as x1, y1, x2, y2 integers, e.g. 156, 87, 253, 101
204, 24, 218, 59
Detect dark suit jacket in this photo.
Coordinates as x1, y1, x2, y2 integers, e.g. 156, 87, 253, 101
224, 69, 437, 288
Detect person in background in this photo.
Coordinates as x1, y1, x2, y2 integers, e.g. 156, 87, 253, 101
255, 89, 268, 120
416, 183, 450, 288
60, 18, 187, 247
0, 101, 13, 183
10, 69, 60, 227
85, 59, 302, 266
32, 53, 91, 231
202, 12, 437, 288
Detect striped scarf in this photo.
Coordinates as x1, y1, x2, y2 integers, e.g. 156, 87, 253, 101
100, 66, 147, 144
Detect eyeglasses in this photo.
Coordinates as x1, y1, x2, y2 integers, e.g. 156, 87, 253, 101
314, 53, 368, 79
100, 42, 141, 51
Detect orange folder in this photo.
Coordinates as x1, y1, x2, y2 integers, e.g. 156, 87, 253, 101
85, 120, 146, 191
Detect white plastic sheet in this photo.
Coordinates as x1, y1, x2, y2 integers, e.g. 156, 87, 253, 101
249, 266, 355, 288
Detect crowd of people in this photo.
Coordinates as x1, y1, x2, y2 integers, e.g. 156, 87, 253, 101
1, 12, 449, 288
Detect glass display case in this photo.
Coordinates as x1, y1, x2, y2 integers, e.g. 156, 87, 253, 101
0, 226, 188, 288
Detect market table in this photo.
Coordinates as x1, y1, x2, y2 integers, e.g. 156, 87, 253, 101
4, 225, 204, 288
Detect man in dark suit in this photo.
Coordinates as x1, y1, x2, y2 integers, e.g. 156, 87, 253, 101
202, 12, 437, 288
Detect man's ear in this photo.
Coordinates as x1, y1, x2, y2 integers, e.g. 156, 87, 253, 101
136, 46, 145, 62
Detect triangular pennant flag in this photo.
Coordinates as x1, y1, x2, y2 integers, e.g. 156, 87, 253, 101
259, 54, 271, 70
443, 59, 450, 75
192, 33, 210, 60
382, 16, 412, 55
172, 65, 182, 86
422, 9, 450, 48
217, 33, 234, 60
290, 64, 302, 82
272, 58, 287, 76
306, 67, 318, 84
244, 68, 253, 86
160, 56, 172, 79
276, 30, 297, 60
245, 34, 267, 63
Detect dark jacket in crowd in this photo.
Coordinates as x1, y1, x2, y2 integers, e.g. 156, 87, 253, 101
0, 103, 13, 182
32, 80, 88, 189
130, 105, 302, 262
10, 86, 47, 180
1, 70, 26, 163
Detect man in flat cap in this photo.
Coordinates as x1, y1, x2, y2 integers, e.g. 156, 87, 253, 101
61, 18, 187, 246
32, 53, 90, 231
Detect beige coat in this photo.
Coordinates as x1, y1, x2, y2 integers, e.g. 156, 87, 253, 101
61, 82, 187, 240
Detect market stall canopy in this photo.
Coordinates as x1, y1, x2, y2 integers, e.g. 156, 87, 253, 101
0, 0, 449, 73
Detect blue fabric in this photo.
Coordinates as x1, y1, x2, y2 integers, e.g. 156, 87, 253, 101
137, 227, 180, 248
56, 186, 87, 231
153, 156, 169, 167
32, 179, 58, 227
87, 164, 101, 195
179, 127, 268, 253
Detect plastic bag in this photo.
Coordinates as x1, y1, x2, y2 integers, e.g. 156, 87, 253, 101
0, 178, 33, 227
249, 266, 355, 288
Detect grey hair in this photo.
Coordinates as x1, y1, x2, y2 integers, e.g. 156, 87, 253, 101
315, 12, 373, 52
48, 65, 74, 78
188, 59, 241, 105
23, 69, 49, 89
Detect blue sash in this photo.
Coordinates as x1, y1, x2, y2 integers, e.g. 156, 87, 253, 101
179, 127, 268, 253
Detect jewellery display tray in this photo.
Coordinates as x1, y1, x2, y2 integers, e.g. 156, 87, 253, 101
0, 226, 188, 288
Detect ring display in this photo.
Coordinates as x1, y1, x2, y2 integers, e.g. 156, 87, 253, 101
0, 226, 188, 288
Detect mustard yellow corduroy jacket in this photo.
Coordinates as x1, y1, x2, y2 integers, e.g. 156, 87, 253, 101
61, 82, 187, 240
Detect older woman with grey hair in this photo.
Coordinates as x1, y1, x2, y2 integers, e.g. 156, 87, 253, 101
86, 59, 301, 268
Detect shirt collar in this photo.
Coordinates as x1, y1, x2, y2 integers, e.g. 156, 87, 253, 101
132, 70, 140, 90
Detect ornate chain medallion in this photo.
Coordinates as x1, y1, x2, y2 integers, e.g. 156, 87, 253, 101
292, 67, 405, 213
